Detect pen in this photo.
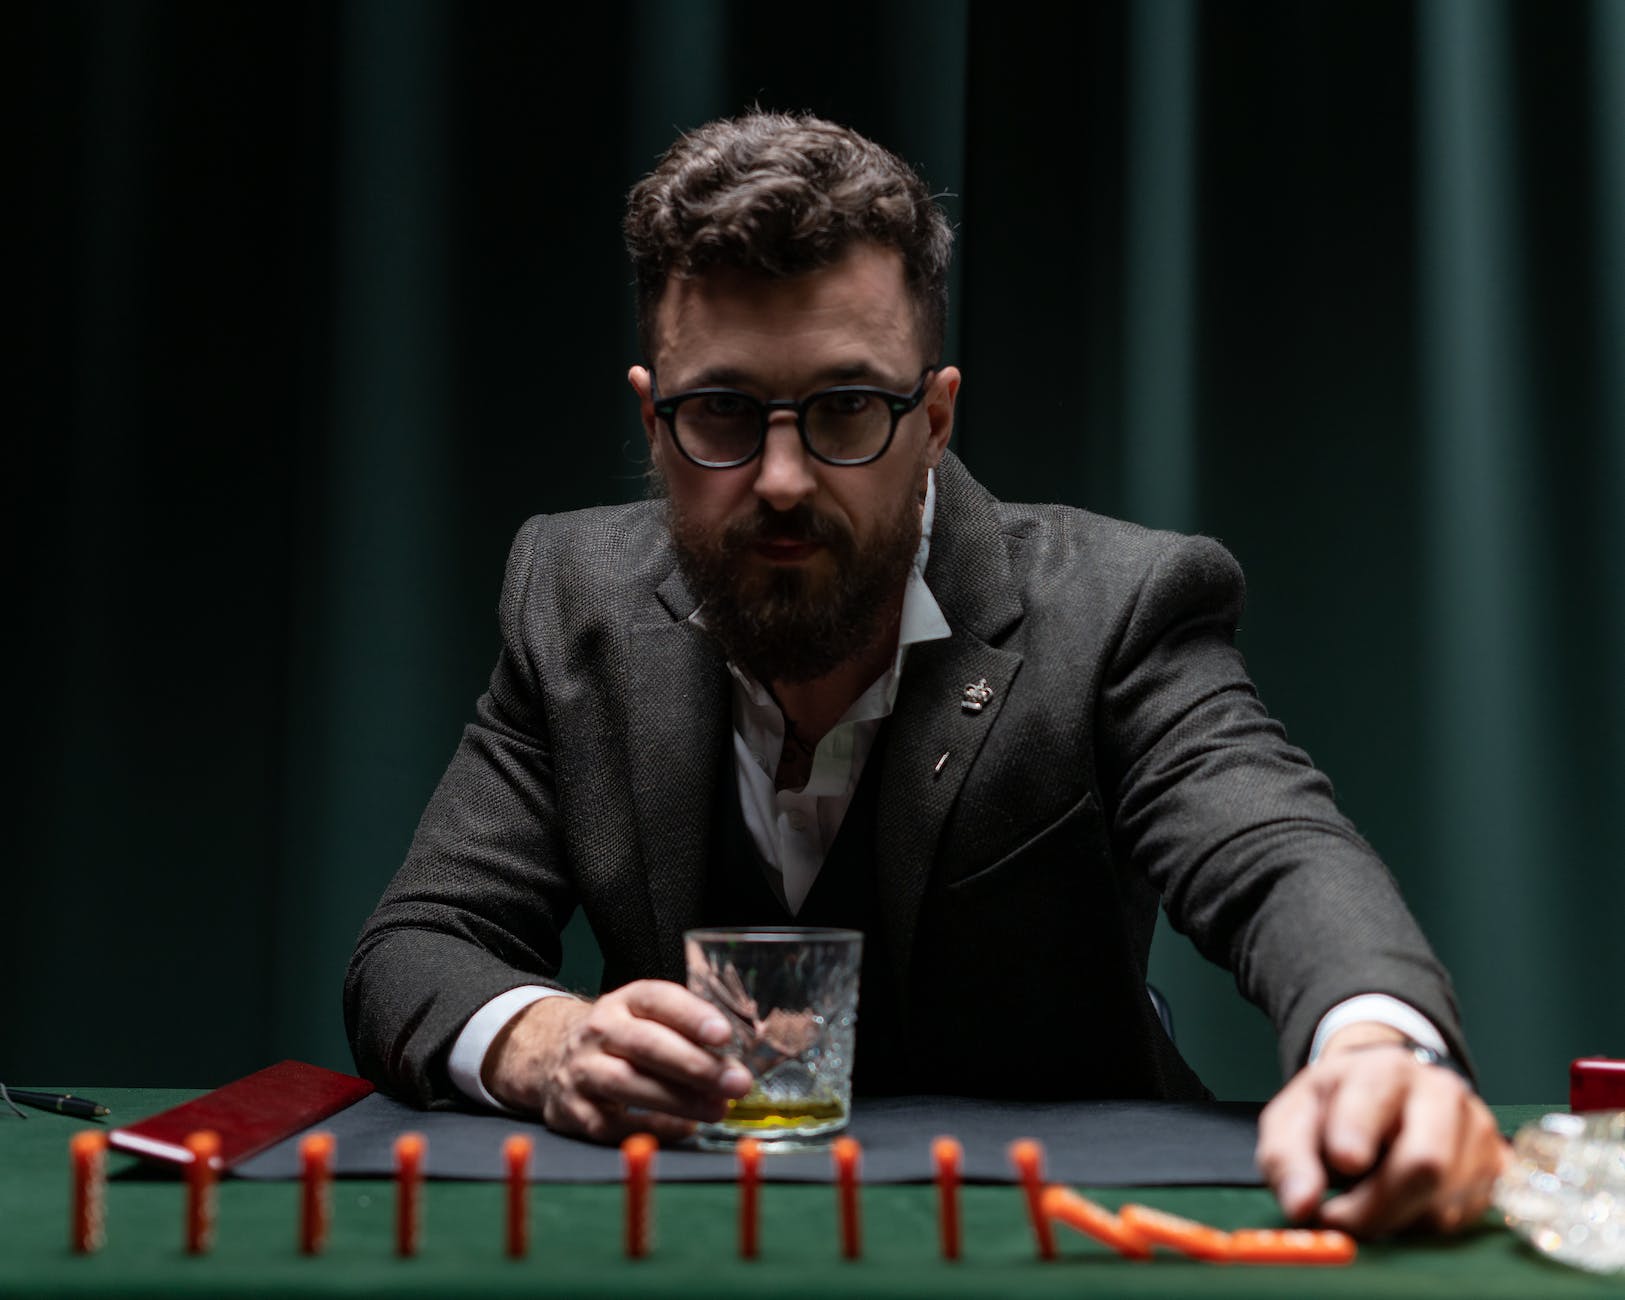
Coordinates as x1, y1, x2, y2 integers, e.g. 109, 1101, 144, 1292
1, 1087, 111, 1119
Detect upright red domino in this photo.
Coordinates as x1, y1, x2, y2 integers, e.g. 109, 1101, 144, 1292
622, 1133, 657, 1259
833, 1136, 862, 1260
183, 1130, 221, 1255
504, 1135, 531, 1259
69, 1130, 108, 1254
933, 1136, 962, 1261
736, 1137, 762, 1260
299, 1133, 335, 1255
1008, 1139, 1056, 1260
394, 1133, 426, 1257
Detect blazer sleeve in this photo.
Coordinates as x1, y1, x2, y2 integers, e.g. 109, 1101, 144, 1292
1095, 533, 1475, 1081
344, 517, 578, 1108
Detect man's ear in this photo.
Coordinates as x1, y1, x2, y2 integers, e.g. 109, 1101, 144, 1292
628, 365, 659, 452
922, 365, 961, 468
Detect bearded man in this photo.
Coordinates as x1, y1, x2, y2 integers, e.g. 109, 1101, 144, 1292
346, 110, 1504, 1237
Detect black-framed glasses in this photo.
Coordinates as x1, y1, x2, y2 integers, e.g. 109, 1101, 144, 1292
651, 367, 936, 468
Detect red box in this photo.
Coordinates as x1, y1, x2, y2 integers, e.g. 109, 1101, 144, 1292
1569, 1057, 1625, 1113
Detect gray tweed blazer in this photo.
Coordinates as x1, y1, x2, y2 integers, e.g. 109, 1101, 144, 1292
345, 452, 1468, 1108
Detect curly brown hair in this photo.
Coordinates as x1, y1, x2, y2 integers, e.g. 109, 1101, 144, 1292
624, 110, 953, 365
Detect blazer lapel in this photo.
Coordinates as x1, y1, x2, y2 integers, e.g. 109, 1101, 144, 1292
876, 452, 1025, 1015
624, 566, 730, 982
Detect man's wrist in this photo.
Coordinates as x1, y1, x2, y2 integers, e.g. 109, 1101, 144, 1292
450, 986, 579, 1112
1320, 1021, 1410, 1055
1322, 1029, 1472, 1083
482, 995, 592, 1113
1309, 994, 1450, 1065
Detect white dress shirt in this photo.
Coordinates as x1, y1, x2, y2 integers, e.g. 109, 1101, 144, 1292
725, 472, 951, 913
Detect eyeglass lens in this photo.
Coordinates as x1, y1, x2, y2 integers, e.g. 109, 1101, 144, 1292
674, 390, 896, 465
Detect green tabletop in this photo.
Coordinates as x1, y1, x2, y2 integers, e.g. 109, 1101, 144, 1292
2, 1090, 1619, 1298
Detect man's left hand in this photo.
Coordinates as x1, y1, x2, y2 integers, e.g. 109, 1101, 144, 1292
1255, 1024, 1508, 1237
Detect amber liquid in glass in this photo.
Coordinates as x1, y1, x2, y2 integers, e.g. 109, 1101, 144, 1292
722, 1093, 847, 1133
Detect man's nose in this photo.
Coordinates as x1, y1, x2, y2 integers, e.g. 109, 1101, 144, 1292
751, 413, 818, 511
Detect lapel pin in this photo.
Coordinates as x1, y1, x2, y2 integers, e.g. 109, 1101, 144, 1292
933, 751, 950, 776
961, 678, 993, 713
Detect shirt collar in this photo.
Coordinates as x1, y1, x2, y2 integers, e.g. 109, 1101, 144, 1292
899, 467, 952, 650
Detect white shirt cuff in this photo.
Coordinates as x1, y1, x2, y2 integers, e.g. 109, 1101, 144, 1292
1307, 993, 1449, 1064
448, 985, 576, 1111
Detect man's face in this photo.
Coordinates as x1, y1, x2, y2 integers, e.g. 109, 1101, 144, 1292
629, 243, 960, 684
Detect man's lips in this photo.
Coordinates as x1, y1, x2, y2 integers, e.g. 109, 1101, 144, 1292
752, 538, 824, 561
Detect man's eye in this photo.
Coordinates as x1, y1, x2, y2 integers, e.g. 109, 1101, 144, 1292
699, 394, 752, 419
822, 392, 876, 418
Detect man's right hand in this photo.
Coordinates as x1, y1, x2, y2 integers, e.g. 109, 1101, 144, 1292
481, 979, 754, 1143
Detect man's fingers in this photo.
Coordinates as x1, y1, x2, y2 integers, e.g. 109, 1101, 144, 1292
543, 1091, 696, 1146
574, 1051, 733, 1123
616, 979, 735, 1047
604, 1006, 752, 1097
1321, 1068, 1466, 1236
532, 979, 756, 1142
1256, 1073, 1330, 1221
1430, 1094, 1506, 1232
1320, 1056, 1409, 1177
543, 1091, 617, 1143
624, 1109, 701, 1145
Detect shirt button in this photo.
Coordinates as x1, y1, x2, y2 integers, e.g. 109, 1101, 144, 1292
787, 809, 809, 832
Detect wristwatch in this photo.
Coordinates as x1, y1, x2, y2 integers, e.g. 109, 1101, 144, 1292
1345, 1035, 1472, 1083
1403, 1039, 1472, 1079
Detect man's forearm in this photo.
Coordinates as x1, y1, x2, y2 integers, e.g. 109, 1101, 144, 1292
344, 919, 571, 1107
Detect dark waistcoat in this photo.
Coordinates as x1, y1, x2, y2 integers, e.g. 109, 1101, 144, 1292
701, 732, 911, 1094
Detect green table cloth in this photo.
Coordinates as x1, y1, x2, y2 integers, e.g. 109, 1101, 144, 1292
2, 1089, 1617, 1298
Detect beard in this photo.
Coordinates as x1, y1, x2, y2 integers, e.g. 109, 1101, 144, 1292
666, 485, 925, 685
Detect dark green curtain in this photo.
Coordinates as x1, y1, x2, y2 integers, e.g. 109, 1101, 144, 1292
13, 0, 1621, 1103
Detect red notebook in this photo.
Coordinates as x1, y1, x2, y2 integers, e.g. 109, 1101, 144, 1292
109, 1060, 373, 1169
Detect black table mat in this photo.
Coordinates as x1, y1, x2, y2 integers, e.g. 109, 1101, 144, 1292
234, 1093, 1264, 1186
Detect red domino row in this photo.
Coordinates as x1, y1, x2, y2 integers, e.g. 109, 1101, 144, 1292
68, 1127, 1354, 1266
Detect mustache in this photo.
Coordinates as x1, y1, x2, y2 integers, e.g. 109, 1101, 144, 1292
726, 504, 851, 550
